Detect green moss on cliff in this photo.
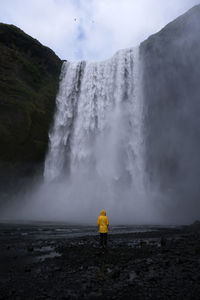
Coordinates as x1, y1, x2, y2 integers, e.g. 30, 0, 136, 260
0, 23, 62, 166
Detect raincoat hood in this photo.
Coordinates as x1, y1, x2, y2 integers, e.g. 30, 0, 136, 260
100, 209, 106, 216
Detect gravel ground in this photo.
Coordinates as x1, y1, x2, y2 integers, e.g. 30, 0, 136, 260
0, 223, 200, 299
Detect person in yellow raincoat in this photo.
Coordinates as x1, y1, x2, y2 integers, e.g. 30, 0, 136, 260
97, 209, 109, 247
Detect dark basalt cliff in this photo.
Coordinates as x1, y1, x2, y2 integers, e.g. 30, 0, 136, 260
0, 23, 62, 186
140, 5, 200, 210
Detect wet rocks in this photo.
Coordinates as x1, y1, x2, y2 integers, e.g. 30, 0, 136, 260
0, 228, 200, 299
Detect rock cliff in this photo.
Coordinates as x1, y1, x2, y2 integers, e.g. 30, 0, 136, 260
140, 5, 200, 211
0, 23, 62, 188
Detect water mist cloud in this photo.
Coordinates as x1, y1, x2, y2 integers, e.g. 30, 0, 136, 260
0, 48, 160, 225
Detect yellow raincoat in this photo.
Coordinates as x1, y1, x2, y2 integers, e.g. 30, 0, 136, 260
97, 209, 109, 233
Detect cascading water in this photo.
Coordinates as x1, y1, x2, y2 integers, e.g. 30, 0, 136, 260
42, 47, 147, 223
45, 47, 143, 181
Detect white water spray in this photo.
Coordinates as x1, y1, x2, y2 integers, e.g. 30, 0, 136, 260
41, 47, 148, 223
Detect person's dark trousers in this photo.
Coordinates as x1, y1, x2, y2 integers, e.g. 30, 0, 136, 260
100, 233, 107, 247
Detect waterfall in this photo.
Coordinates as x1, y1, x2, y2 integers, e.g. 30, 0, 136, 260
43, 47, 146, 222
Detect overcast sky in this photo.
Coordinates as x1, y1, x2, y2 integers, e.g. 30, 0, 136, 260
1, 0, 200, 61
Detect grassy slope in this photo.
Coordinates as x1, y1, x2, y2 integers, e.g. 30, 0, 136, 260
0, 23, 62, 190
0, 23, 62, 163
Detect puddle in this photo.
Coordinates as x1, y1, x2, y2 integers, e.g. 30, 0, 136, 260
127, 238, 161, 248
35, 245, 54, 252
34, 245, 62, 261
38, 251, 61, 261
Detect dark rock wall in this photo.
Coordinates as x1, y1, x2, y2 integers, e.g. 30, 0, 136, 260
0, 23, 62, 190
140, 5, 200, 211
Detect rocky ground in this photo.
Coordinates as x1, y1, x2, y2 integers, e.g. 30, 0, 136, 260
0, 223, 200, 299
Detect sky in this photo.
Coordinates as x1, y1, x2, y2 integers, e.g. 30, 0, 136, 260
0, 0, 200, 61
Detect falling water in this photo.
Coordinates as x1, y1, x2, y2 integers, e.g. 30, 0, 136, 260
42, 47, 147, 223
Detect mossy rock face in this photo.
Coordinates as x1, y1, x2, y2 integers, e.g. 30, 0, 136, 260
0, 23, 62, 168
140, 5, 200, 200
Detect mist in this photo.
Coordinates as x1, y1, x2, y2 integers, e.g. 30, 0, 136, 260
1, 47, 154, 225
0, 47, 162, 226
